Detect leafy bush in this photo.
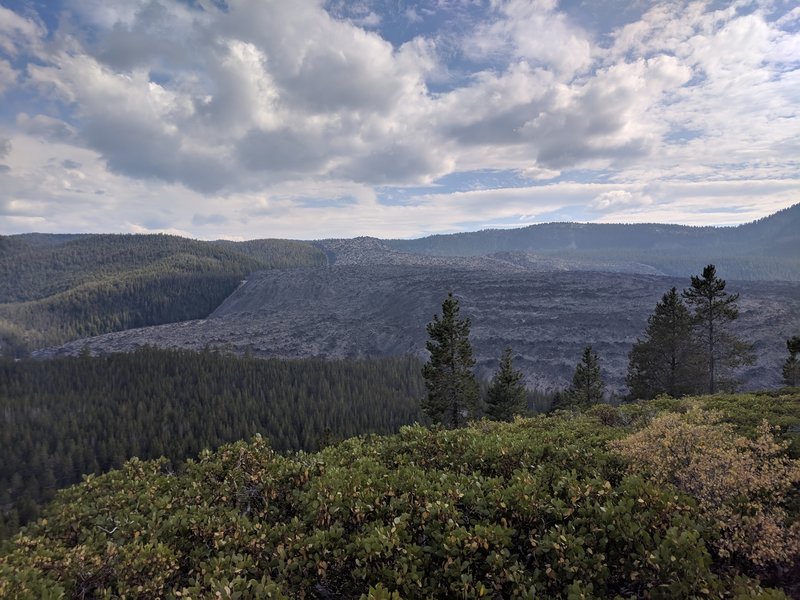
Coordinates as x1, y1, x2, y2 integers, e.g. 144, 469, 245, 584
611, 409, 800, 572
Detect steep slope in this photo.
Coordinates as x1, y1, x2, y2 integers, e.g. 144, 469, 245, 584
36, 266, 800, 393
0, 234, 325, 355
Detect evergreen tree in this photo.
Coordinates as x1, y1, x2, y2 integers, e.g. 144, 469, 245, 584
421, 293, 479, 427
563, 345, 604, 407
549, 390, 564, 412
682, 265, 754, 393
783, 336, 800, 387
627, 288, 701, 399
485, 347, 527, 421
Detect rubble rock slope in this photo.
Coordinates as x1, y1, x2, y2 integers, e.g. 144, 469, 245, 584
36, 265, 800, 394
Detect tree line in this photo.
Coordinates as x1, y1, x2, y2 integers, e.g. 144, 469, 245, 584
420, 264, 797, 426
0, 233, 326, 303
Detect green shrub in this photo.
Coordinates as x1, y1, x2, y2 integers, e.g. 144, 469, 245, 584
611, 409, 800, 573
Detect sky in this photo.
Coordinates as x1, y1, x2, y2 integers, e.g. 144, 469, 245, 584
0, 0, 797, 240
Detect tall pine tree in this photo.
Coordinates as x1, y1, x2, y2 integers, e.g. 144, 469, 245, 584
783, 336, 800, 387
627, 288, 701, 399
421, 293, 479, 428
485, 347, 527, 421
682, 265, 754, 394
556, 345, 604, 408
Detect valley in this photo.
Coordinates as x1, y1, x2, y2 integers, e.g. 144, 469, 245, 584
3, 209, 800, 595
3, 2, 799, 593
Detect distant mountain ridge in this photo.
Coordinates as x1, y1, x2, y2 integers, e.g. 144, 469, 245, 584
381, 203, 800, 280
388, 203, 800, 256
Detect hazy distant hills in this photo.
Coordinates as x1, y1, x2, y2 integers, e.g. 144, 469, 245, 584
385, 203, 800, 280
391, 203, 800, 257
304, 203, 800, 280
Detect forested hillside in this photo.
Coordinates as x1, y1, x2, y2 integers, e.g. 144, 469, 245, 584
0, 234, 326, 356
214, 238, 329, 266
2, 392, 798, 597
386, 203, 800, 280
0, 349, 424, 539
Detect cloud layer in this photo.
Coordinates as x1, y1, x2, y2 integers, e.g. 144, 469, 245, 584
0, 0, 797, 238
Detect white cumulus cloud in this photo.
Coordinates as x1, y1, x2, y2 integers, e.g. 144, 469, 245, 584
0, 0, 796, 237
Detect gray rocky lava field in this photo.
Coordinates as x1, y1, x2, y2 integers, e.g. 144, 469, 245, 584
36, 265, 800, 395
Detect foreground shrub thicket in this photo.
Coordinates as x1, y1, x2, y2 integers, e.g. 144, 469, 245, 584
1, 393, 799, 599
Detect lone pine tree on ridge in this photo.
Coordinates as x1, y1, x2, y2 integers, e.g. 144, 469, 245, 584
421, 292, 479, 428
682, 264, 754, 394
627, 287, 701, 399
485, 346, 527, 421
